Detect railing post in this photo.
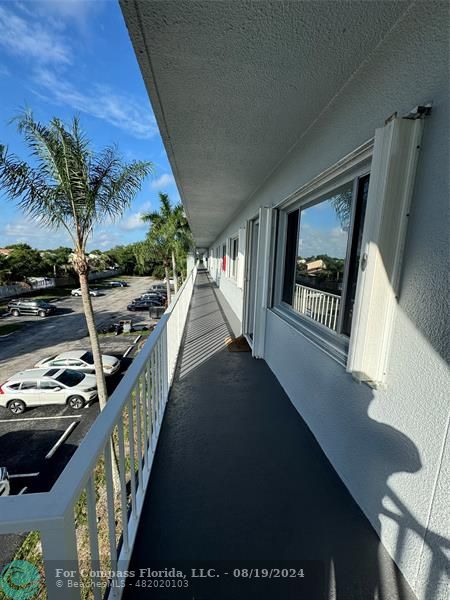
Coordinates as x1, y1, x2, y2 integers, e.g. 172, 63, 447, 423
40, 512, 81, 600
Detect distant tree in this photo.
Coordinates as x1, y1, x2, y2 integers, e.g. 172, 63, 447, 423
41, 246, 73, 277
142, 193, 193, 299
106, 244, 137, 274
5, 244, 46, 280
0, 112, 152, 411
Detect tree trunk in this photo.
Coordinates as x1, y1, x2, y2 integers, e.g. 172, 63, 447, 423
76, 260, 120, 493
164, 264, 172, 304
171, 250, 179, 294
78, 272, 108, 411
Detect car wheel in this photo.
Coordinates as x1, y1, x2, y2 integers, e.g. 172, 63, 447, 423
11, 309, 20, 317
8, 399, 26, 415
68, 395, 86, 410
38, 310, 46, 317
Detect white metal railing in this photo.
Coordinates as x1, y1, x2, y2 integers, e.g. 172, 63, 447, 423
293, 283, 341, 331
0, 263, 198, 600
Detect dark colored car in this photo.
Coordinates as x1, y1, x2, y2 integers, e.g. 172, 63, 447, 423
127, 299, 163, 311
148, 284, 168, 295
108, 280, 129, 287
139, 292, 166, 303
8, 299, 57, 318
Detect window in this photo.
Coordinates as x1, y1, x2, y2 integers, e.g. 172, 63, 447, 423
6, 383, 20, 391
40, 381, 62, 390
270, 117, 422, 383
80, 352, 94, 364
20, 381, 38, 390
279, 175, 369, 337
222, 244, 226, 272
230, 237, 239, 279
56, 370, 85, 387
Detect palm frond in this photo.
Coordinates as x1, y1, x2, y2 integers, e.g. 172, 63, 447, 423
1, 112, 153, 252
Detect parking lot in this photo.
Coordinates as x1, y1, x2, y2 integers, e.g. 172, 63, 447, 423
0, 277, 158, 487
0, 276, 160, 561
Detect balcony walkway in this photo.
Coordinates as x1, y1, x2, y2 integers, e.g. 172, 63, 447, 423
124, 268, 416, 600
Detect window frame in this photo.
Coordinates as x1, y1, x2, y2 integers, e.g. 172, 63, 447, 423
271, 144, 373, 364
229, 235, 239, 280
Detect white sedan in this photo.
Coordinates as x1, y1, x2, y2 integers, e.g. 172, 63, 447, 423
35, 350, 121, 376
0, 368, 98, 414
71, 288, 101, 297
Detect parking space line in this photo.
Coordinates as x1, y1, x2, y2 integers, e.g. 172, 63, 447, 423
123, 345, 134, 358
133, 334, 141, 344
18, 487, 28, 495
0, 415, 82, 423
45, 422, 78, 459
9, 472, 40, 479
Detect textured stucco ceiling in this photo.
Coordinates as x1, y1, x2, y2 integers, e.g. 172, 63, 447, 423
120, 1, 410, 246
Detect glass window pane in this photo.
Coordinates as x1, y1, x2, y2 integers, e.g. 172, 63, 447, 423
291, 181, 353, 332
342, 174, 370, 336
21, 381, 38, 390
282, 209, 299, 303
231, 238, 238, 278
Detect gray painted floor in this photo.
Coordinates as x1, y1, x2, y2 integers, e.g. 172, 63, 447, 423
124, 270, 417, 600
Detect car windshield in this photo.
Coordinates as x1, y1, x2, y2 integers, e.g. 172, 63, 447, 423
34, 300, 48, 306
55, 369, 85, 387
80, 352, 94, 365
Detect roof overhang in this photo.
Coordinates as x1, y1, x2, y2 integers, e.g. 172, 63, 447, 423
120, 0, 410, 247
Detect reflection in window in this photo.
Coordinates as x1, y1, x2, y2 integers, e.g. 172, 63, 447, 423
281, 177, 369, 335
230, 237, 238, 278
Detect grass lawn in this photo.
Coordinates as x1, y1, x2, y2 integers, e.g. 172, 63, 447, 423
0, 322, 22, 336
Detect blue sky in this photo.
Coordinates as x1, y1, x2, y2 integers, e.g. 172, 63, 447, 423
0, 0, 179, 250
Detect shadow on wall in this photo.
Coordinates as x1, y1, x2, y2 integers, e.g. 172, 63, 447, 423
177, 269, 449, 600
381, 488, 450, 600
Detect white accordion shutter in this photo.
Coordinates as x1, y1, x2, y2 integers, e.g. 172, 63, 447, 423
347, 117, 424, 387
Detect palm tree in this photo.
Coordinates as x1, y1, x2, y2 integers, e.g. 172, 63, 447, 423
143, 193, 193, 299
0, 112, 153, 411
171, 203, 194, 286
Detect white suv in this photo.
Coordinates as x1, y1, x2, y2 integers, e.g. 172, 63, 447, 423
0, 368, 98, 414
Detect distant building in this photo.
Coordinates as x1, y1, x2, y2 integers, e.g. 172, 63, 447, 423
306, 259, 326, 273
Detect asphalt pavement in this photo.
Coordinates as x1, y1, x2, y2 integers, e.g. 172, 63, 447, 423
0, 276, 159, 562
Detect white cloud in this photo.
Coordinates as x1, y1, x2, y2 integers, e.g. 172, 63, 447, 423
1, 220, 68, 249
151, 173, 175, 189
0, 6, 71, 65
298, 224, 348, 259
88, 230, 121, 250
120, 213, 147, 231
33, 68, 157, 140
119, 201, 152, 231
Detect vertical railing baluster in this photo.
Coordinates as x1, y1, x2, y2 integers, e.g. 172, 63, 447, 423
117, 419, 129, 555
151, 349, 157, 444
86, 474, 102, 600
103, 443, 118, 576
135, 375, 143, 489
41, 514, 80, 600
141, 371, 149, 467
127, 398, 137, 517
158, 339, 164, 418
148, 358, 155, 453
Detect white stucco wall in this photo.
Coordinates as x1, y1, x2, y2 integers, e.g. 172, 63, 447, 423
208, 4, 449, 599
